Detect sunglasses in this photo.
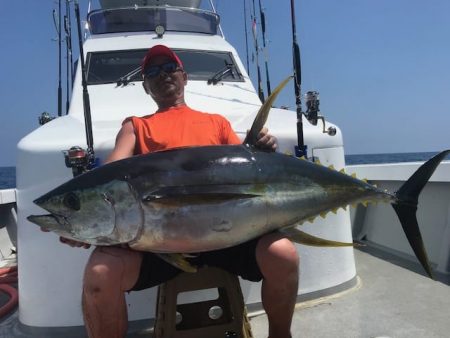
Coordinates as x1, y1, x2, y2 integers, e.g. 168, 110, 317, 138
143, 62, 181, 78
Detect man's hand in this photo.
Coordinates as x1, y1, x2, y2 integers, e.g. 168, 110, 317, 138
255, 127, 277, 152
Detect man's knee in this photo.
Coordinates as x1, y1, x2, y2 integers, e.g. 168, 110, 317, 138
256, 234, 299, 275
83, 247, 140, 293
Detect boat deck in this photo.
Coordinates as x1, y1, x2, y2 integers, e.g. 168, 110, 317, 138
251, 248, 450, 338
1, 248, 449, 337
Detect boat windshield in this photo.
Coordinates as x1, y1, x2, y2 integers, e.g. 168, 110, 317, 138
88, 7, 219, 35
86, 49, 244, 85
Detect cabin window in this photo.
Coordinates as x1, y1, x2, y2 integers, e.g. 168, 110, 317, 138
88, 7, 219, 35
86, 49, 244, 85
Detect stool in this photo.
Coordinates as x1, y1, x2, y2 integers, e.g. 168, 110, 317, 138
154, 266, 254, 338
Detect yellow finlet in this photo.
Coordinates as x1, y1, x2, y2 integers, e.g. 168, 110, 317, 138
157, 253, 197, 273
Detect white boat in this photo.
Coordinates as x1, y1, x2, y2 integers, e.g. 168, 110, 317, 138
1, 1, 448, 337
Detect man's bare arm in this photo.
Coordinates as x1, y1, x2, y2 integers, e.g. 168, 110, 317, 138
105, 121, 136, 164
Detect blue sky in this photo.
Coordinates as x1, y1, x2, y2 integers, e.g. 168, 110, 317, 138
1, 0, 449, 166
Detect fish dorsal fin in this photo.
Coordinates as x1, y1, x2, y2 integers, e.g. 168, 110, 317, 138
143, 185, 259, 206
243, 76, 293, 146
279, 227, 357, 247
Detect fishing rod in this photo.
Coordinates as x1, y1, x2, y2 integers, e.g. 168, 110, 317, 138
55, 0, 63, 117
290, 0, 306, 158
251, 0, 265, 103
243, 0, 250, 75
258, 0, 271, 96
64, 0, 96, 175
64, 0, 73, 114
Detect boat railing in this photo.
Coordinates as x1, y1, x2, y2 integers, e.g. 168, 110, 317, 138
0, 188, 17, 267
97, 0, 202, 9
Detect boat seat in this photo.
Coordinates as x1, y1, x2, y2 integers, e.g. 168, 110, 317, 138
154, 266, 254, 338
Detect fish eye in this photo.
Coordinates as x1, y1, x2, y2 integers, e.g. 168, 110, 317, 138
63, 192, 80, 211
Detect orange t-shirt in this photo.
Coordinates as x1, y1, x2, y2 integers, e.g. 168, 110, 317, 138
124, 105, 241, 155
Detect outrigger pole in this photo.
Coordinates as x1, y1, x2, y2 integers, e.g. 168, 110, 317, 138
290, 0, 306, 157
73, 0, 96, 169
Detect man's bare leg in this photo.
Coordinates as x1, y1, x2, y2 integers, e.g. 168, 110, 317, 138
82, 247, 143, 338
256, 233, 299, 338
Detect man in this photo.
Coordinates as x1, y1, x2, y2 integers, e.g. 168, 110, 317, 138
67, 45, 299, 338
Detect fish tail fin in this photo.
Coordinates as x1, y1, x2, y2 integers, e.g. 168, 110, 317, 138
392, 150, 450, 278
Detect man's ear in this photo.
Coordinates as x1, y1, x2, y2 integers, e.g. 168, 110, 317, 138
142, 80, 150, 94
182, 70, 188, 85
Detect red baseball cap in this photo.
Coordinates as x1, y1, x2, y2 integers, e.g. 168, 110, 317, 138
141, 45, 183, 73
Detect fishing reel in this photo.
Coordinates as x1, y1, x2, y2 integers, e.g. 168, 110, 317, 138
38, 112, 55, 126
304, 91, 336, 136
64, 146, 96, 177
305, 91, 320, 125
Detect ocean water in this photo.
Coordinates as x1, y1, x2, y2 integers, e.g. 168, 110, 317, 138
0, 167, 15, 189
0, 152, 448, 189
344, 151, 447, 165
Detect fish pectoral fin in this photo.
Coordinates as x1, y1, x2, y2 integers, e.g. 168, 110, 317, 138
157, 253, 197, 273
280, 227, 358, 247
143, 186, 259, 205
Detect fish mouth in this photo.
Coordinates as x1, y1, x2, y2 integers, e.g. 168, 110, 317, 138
27, 213, 71, 233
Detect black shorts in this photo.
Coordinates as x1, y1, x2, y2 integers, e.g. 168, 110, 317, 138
130, 237, 262, 291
